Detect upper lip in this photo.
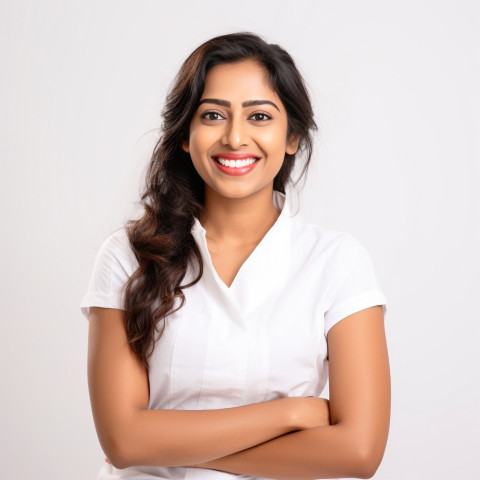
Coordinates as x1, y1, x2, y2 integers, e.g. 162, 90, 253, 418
212, 153, 260, 160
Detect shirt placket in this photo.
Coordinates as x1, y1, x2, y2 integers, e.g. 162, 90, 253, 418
193, 225, 249, 408
190, 191, 292, 409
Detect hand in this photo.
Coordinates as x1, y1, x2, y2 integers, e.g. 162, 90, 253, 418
288, 396, 331, 431
189, 398, 331, 471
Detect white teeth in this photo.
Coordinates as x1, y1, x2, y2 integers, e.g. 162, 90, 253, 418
215, 157, 257, 168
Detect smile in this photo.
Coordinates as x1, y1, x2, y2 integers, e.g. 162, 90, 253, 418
212, 155, 260, 176
214, 157, 258, 168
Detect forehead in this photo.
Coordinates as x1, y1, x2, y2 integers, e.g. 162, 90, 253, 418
201, 60, 283, 107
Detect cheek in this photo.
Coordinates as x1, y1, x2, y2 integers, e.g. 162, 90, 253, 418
258, 127, 289, 156
189, 128, 216, 157
187, 130, 215, 180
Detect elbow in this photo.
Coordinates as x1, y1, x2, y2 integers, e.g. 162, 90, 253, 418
337, 420, 388, 479
107, 451, 131, 471
96, 415, 151, 469
101, 435, 137, 470
332, 426, 386, 479
351, 442, 386, 479
353, 455, 379, 479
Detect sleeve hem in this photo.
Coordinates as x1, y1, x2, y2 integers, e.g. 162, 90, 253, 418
324, 290, 387, 336
80, 292, 126, 320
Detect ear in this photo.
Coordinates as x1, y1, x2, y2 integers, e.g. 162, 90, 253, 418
181, 138, 190, 153
286, 132, 300, 155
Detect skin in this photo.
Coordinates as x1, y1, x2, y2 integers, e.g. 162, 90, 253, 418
182, 60, 300, 286
89, 59, 391, 478
190, 306, 390, 479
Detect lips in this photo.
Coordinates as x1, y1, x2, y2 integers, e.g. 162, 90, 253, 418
212, 153, 260, 176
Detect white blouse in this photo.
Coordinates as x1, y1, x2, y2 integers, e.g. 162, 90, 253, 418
81, 190, 387, 480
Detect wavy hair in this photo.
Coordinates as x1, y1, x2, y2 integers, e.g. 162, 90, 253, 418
124, 32, 317, 368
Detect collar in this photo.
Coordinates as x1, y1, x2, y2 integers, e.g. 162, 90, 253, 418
191, 190, 294, 319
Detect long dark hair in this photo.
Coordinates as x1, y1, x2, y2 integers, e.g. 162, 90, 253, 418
124, 32, 317, 369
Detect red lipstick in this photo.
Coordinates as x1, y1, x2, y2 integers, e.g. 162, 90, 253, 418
212, 153, 260, 176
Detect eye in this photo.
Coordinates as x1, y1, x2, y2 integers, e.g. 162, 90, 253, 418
201, 111, 224, 121
250, 112, 272, 121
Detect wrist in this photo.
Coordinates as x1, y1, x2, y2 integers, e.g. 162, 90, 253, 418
281, 397, 304, 431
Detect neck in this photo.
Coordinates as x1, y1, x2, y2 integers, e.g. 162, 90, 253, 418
200, 186, 281, 246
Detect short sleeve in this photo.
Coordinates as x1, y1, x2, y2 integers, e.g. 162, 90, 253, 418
324, 236, 387, 336
80, 228, 139, 320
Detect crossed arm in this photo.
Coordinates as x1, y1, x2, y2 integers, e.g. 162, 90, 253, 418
88, 305, 390, 479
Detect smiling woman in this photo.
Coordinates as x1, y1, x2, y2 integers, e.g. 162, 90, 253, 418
183, 60, 299, 201
81, 32, 390, 480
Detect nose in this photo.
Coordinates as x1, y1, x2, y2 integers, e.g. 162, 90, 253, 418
221, 116, 248, 149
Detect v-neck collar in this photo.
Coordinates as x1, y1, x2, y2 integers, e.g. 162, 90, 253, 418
191, 190, 294, 318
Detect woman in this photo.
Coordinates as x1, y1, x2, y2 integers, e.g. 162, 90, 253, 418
81, 32, 390, 479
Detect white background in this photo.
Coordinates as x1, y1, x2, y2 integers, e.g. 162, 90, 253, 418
1, 0, 479, 478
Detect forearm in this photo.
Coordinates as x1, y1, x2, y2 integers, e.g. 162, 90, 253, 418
109, 398, 301, 469
192, 424, 382, 480
88, 308, 323, 470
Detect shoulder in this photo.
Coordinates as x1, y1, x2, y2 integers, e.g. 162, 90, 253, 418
80, 228, 139, 318
287, 217, 387, 333
280, 191, 365, 259
287, 215, 380, 299
98, 227, 131, 253
289, 215, 369, 267
96, 228, 138, 270
90, 227, 139, 285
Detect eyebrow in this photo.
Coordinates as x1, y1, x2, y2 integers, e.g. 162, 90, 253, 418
198, 98, 280, 112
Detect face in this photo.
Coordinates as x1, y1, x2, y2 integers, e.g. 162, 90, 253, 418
182, 60, 299, 202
